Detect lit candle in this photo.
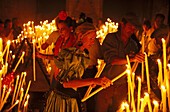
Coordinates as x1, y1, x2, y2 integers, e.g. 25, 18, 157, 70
5, 40, 10, 64
13, 52, 25, 72
1, 85, 6, 103
15, 72, 24, 101
33, 39, 36, 81
1, 88, 11, 110
11, 75, 19, 105
161, 85, 166, 112
157, 59, 163, 87
153, 100, 159, 112
162, 38, 167, 85
0, 38, 3, 53
6, 100, 19, 112
140, 98, 145, 112
137, 77, 141, 112
145, 53, 151, 93
22, 80, 31, 107
18, 88, 24, 111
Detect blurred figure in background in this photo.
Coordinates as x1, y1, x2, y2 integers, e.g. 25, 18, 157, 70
12, 17, 22, 39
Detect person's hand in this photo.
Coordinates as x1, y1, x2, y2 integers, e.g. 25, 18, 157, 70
94, 77, 113, 89
132, 53, 145, 63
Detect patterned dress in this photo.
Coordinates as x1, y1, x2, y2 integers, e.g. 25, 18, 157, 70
45, 47, 90, 112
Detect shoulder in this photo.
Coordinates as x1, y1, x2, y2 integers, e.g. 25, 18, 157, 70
103, 33, 119, 45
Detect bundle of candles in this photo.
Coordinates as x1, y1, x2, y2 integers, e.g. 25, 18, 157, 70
0, 38, 32, 111
96, 18, 119, 45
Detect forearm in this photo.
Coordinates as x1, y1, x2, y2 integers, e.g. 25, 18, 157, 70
41, 42, 49, 50
111, 58, 134, 65
63, 78, 95, 88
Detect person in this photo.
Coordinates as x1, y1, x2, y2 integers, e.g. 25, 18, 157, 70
33, 11, 76, 112
0, 20, 5, 38
147, 13, 169, 100
3, 19, 14, 41
37, 22, 112, 112
75, 23, 102, 112
12, 17, 22, 39
77, 12, 86, 25
95, 13, 145, 112
141, 19, 152, 53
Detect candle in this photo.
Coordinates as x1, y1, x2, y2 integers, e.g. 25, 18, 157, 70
24, 101, 28, 112
6, 100, 19, 112
153, 100, 159, 112
161, 85, 166, 112
137, 77, 141, 112
0, 70, 2, 100
140, 98, 145, 112
1, 85, 6, 102
11, 75, 19, 105
5, 40, 10, 64
0, 38, 3, 53
162, 38, 167, 84
22, 80, 31, 107
126, 55, 131, 104
18, 88, 24, 111
145, 53, 151, 93
20, 72, 26, 89
33, 39, 36, 81
13, 52, 25, 72
157, 59, 163, 87
15, 72, 24, 101
0, 88, 11, 110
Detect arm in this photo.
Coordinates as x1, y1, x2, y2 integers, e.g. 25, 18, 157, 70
36, 52, 54, 60
63, 77, 113, 88
41, 42, 49, 50
111, 53, 145, 65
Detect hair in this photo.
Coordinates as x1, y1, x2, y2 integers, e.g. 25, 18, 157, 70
58, 16, 73, 28
143, 20, 151, 29
155, 13, 165, 21
86, 17, 93, 23
12, 17, 18, 23
0, 20, 4, 25
4, 19, 12, 28
121, 12, 140, 27
74, 22, 96, 47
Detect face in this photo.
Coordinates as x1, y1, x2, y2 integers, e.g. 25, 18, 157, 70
58, 22, 71, 38
7, 22, 12, 29
154, 17, 164, 29
81, 31, 96, 49
122, 23, 136, 38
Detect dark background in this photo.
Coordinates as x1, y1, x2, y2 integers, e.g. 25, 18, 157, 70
0, 0, 169, 26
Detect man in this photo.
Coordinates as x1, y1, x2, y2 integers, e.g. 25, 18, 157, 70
147, 13, 169, 100
96, 13, 144, 112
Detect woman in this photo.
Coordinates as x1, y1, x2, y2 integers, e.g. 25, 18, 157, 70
37, 22, 112, 112
34, 11, 77, 112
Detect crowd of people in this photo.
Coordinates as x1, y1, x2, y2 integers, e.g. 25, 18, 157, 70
1, 11, 170, 112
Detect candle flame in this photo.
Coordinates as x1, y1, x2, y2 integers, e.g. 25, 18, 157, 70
161, 85, 166, 90
157, 59, 161, 63
7, 40, 10, 45
137, 77, 141, 81
153, 100, 158, 105
24, 101, 28, 107
144, 92, 149, 96
16, 100, 19, 104
17, 75, 19, 79
162, 38, 165, 42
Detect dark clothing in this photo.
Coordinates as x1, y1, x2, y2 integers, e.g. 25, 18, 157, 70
96, 32, 138, 112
